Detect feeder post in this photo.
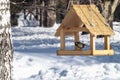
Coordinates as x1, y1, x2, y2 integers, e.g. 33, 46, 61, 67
60, 28, 65, 50
90, 34, 96, 54
74, 32, 79, 50
104, 35, 110, 50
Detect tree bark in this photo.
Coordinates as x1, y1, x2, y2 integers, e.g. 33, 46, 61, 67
102, 0, 119, 27
40, 1, 44, 27
0, 0, 13, 80
39, 0, 56, 27
45, 0, 56, 27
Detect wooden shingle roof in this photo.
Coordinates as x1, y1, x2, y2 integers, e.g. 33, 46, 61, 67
55, 5, 114, 36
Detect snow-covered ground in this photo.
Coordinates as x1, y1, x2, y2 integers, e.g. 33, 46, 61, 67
12, 21, 120, 80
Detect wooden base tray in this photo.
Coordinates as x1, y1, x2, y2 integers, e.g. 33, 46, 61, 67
57, 50, 114, 56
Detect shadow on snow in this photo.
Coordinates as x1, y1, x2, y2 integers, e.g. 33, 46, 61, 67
13, 42, 120, 65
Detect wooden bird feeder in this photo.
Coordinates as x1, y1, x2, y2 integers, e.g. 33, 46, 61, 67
55, 5, 114, 56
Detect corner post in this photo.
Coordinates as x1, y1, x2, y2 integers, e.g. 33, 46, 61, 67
90, 34, 96, 54
60, 28, 65, 50
104, 35, 110, 50
74, 32, 79, 50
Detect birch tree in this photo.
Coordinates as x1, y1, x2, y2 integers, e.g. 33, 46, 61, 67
0, 0, 13, 80
102, 0, 120, 27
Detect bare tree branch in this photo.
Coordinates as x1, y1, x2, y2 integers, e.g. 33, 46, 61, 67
10, 0, 26, 5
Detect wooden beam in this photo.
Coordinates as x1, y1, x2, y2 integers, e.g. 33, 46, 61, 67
57, 50, 114, 56
74, 32, 79, 50
57, 50, 92, 56
60, 28, 65, 50
93, 50, 114, 56
90, 34, 96, 54
64, 27, 89, 32
104, 35, 110, 50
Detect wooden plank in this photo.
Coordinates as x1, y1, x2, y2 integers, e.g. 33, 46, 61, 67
73, 5, 114, 35
55, 24, 64, 36
55, 4, 114, 37
93, 50, 114, 56
57, 50, 92, 56
74, 32, 79, 50
92, 6, 113, 35
60, 28, 65, 50
75, 5, 91, 27
104, 35, 110, 50
62, 8, 83, 28
90, 34, 96, 54
55, 7, 83, 37
91, 5, 114, 35
57, 50, 114, 56
64, 27, 89, 32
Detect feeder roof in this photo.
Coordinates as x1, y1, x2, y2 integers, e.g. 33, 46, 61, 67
55, 5, 114, 36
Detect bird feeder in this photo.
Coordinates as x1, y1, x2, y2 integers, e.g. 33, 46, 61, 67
55, 5, 114, 56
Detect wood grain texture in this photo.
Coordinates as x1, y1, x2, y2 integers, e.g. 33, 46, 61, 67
57, 50, 114, 56
55, 4, 114, 36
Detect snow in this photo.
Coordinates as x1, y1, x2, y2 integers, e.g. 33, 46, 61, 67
12, 20, 120, 80
18, 12, 39, 27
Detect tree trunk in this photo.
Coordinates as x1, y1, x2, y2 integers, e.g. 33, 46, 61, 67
0, 0, 13, 80
114, 4, 120, 21
44, 0, 56, 27
102, 0, 119, 27
40, 1, 44, 27
40, 0, 56, 27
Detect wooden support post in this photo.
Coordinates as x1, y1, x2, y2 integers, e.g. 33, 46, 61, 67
60, 28, 65, 50
57, 50, 114, 56
90, 34, 96, 54
74, 32, 79, 50
104, 35, 110, 50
